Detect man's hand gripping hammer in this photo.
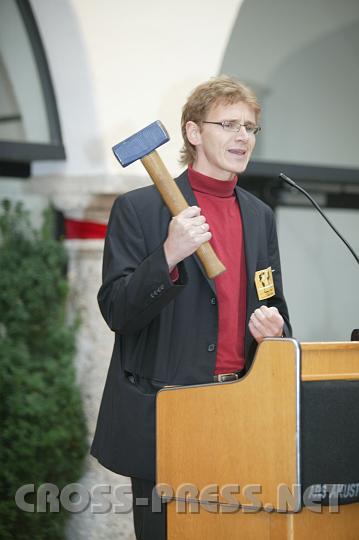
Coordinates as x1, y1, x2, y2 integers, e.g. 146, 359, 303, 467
112, 120, 226, 279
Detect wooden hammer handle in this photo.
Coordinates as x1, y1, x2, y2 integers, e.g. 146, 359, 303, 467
141, 151, 226, 279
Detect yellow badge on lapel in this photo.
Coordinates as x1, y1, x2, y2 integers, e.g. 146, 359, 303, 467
255, 266, 275, 300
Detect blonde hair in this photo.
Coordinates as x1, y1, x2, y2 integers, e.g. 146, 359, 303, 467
180, 75, 261, 166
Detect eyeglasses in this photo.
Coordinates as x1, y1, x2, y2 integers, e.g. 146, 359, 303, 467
202, 120, 261, 135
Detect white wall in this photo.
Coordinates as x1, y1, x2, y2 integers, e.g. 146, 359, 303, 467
30, 0, 242, 182
262, 20, 359, 168
277, 207, 359, 342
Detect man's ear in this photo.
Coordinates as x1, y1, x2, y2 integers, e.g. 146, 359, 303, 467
186, 121, 201, 146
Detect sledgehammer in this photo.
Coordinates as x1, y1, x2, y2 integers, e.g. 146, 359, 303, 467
112, 120, 226, 279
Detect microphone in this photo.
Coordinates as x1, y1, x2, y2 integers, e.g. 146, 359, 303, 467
279, 172, 359, 266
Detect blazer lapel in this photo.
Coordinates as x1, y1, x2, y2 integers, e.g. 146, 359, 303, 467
234, 185, 260, 306
235, 186, 260, 337
234, 185, 262, 363
176, 171, 216, 294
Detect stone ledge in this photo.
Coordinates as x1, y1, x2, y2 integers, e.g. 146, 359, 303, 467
29, 173, 151, 221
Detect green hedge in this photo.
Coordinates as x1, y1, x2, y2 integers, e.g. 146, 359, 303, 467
0, 201, 88, 540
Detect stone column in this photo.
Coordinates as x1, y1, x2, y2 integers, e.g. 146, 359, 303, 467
30, 176, 140, 540
65, 237, 135, 540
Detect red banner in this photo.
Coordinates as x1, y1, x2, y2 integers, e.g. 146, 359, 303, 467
65, 219, 107, 239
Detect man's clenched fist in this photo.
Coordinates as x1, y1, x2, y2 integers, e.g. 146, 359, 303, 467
248, 305, 284, 343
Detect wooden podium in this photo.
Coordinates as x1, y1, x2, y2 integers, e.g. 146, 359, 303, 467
156, 339, 359, 539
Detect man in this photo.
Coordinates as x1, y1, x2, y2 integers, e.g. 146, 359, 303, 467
91, 75, 291, 539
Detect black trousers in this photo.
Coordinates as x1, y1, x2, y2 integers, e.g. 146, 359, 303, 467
131, 477, 167, 540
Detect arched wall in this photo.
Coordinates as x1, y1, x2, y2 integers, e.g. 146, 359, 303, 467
30, 0, 242, 182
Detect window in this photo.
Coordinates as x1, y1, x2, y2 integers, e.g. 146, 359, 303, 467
0, 0, 65, 168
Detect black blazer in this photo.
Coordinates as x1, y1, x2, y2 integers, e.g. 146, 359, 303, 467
91, 170, 291, 480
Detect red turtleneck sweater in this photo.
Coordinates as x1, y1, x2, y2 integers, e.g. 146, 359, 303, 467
188, 166, 247, 374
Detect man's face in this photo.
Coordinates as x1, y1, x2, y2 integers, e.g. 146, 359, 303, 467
187, 100, 257, 180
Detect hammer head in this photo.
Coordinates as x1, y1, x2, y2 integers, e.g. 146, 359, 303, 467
112, 120, 170, 167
